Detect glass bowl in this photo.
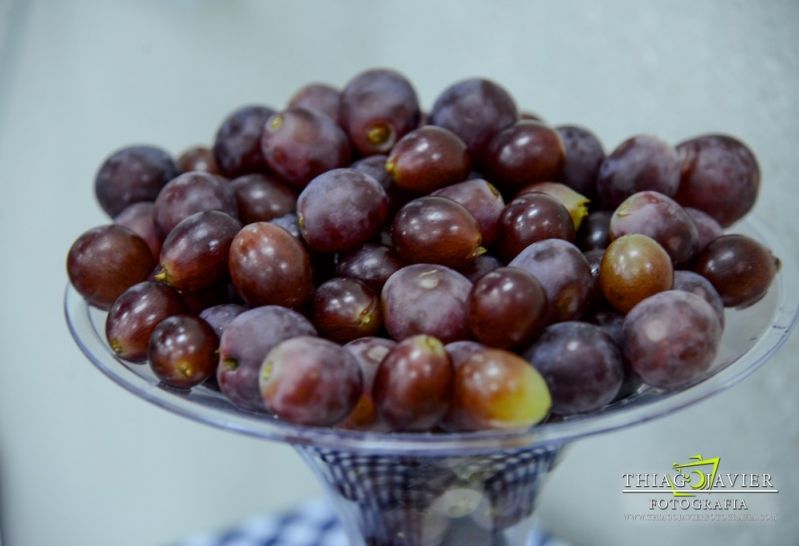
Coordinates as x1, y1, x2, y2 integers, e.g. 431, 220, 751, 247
65, 215, 798, 546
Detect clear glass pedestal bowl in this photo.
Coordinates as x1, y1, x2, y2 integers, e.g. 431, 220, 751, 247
65, 215, 798, 546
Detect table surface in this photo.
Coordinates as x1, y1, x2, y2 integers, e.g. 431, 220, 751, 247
0, 1, 796, 545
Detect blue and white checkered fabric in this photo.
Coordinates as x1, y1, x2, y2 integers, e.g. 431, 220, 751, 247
173, 498, 570, 546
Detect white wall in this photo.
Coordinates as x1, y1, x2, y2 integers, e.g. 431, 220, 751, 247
0, 1, 796, 545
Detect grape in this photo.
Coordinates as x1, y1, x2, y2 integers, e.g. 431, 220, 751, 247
339, 337, 396, 431
297, 169, 388, 252
432, 178, 505, 245
675, 134, 760, 227
589, 309, 644, 399
270, 213, 302, 241
520, 183, 588, 229
114, 201, 162, 259
105, 281, 185, 362
260, 336, 362, 426
372, 335, 453, 431
692, 234, 779, 308
609, 191, 699, 264
429, 78, 517, 159
497, 193, 575, 263
179, 283, 237, 315
622, 290, 722, 389
230, 173, 297, 224
381, 264, 472, 343
155, 211, 242, 291
153, 171, 238, 236
335, 244, 404, 292
577, 210, 611, 251
443, 348, 551, 431
94, 145, 178, 217
199, 303, 247, 337
339, 69, 420, 155
312, 278, 382, 343
583, 248, 605, 310
177, 145, 221, 175
509, 239, 593, 322
392, 196, 484, 268
467, 267, 549, 349
67, 225, 155, 309
520, 111, 545, 121
556, 125, 605, 199
351, 154, 412, 214
229, 222, 314, 308
483, 121, 566, 192
213, 105, 274, 178
597, 135, 680, 209
218, 306, 316, 411
685, 207, 722, 251
599, 234, 673, 313
523, 322, 623, 415
457, 254, 502, 283
673, 270, 725, 327
148, 315, 218, 389
287, 83, 342, 124
261, 107, 351, 188
385, 126, 470, 193
444, 341, 486, 369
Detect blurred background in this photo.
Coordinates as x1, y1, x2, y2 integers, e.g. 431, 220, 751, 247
0, 0, 797, 545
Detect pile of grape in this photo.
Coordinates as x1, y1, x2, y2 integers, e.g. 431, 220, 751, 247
67, 69, 779, 433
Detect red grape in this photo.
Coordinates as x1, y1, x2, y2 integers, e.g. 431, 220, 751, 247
213, 105, 274, 178
312, 278, 382, 343
153, 171, 238, 236
386, 126, 470, 193
556, 125, 605, 199
432, 178, 505, 245
148, 315, 219, 389
288, 83, 342, 125
483, 121, 565, 192
114, 202, 162, 260
497, 193, 575, 262
339, 337, 396, 431
230, 173, 297, 224
600, 234, 673, 313
335, 244, 404, 293
177, 146, 221, 175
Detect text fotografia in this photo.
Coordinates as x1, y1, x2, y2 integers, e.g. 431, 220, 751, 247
622, 454, 778, 514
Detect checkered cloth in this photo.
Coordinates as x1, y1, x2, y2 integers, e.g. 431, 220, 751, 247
173, 498, 570, 546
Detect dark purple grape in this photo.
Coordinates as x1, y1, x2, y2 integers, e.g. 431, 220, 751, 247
153, 171, 238, 236
199, 303, 247, 337
588, 310, 623, 345
179, 283, 237, 315
392, 196, 483, 268
339, 337, 396, 431
213, 105, 274, 178
457, 254, 502, 283
467, 267, 549, 349
230, 173, 297, 224
610, 191, 699, 264
218, 306, 316, 411
287, 83, 342, 124
600, 234, 673, 313
483, 121, 566, 192
429, 78, 517, 159
524, 322, 623, 415
94, 145, 178, 217
105, 281, 186, 362
577, 210, 612, 251
339, 69, 420, 155
148, 315, 218, 389
261, 107, 351, 189
312, 278, 382, 343
381, 264, 472, 343
373, 335, 453, 431
155, 211, 242, 291
692, 234, 778, 308
622, 290, 722, 389
385, 126, 470, 193
432, 179, 505, 245
497, 193, 575, 262
583, 248, 605, 309
444, 341, 486, 369
297, 168, 388, 252
556, 125, 605, 198
229, 222, 314, 308
675, 134, 759, 227
673, 270, 725, 327
443, 348, 550, 431
177, 145, 221, 175
67, 225, 155, 309
114, 201, 162, 259
509, 239, 593, 322
685, 207, 723, 251
597, 135, 680, 209
270, 213, 302, 241
260, 336, 362, 426
351, 154, 412, 214
335, 244, 404, 292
